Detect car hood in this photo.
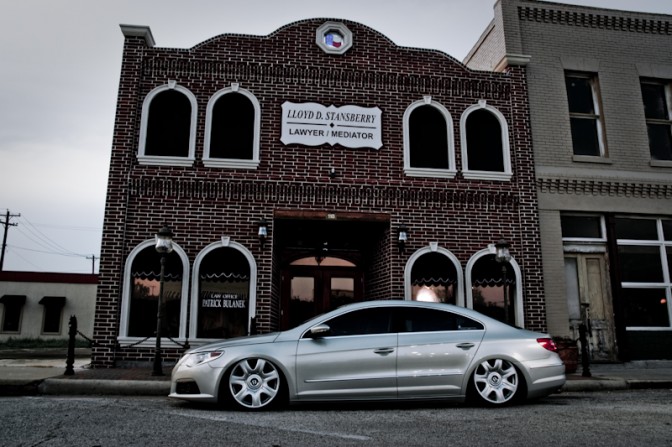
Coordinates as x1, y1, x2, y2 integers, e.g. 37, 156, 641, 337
188, 332, 281, 353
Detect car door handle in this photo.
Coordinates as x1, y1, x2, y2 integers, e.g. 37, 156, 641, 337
456, 343, 475, 350
373, 347, 395, 355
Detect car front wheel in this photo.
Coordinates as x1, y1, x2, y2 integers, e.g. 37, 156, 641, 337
226, 358, 282, 410
471, 358, 521, 405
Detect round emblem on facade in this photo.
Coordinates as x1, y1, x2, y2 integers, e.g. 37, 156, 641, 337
316, 22, 352, 55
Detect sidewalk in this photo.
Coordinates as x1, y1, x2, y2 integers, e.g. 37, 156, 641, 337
0, 348, 170, 396
1, 349, 671, 397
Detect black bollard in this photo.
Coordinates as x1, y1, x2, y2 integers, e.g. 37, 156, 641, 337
578, 322, 591, 378
64, 315, 77, 376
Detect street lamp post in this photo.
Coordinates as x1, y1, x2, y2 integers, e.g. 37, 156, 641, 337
495, 240, 512, 325
152, 225, 173, 376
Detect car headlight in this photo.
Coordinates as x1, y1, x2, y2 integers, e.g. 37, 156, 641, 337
183, 351, 224, 368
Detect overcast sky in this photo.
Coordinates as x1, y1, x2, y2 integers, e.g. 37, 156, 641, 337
1, 0, 671, 274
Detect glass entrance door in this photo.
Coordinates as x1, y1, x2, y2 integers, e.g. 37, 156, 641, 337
282, 257, 362, 329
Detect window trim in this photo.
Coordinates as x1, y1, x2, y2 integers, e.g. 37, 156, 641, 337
460, 100, 512, 181
465, 246, 525, 328
118, 239, 191, 347
189, 237, 258, 341
565, 72, 608, 159
403, 96, 456, 179
203, 84, 261, 169
403, 243, 464, 306
137, 81, 197, 166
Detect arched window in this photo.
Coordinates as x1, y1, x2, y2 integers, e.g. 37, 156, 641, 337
460, 100, 512, 181
403, 97, 456, 178
204, 84, 261, 169
190, 238, 257, 339
138, 81, 197, 166
404, 244, 464, 306
466, 247, 524, 327
118, 241, 190, 345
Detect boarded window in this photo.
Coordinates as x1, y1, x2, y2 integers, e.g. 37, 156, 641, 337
409, 105, 449, 169
209, 92, 255, 160
145, 90, 191, 157
465, 109, 504, 171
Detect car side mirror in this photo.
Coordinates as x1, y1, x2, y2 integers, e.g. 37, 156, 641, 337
308, 324, 331, 338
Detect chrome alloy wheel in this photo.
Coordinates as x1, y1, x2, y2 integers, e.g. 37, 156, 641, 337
473, 358, 519, 405
228, 358, 281, 409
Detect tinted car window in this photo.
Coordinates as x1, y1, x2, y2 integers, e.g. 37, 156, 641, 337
397, 307, 484, 332
456, 315, 484, 331
324, 308, 392, 336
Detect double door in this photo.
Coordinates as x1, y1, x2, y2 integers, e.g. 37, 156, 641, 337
281, 261, 363, 330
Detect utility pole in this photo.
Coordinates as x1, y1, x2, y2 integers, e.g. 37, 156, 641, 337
1, 210, 20, 271
86, 254, 97, 274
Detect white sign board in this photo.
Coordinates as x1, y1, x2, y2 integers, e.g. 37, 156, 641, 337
281, 102, 382, 150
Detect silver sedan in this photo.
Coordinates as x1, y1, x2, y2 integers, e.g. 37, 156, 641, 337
169, 300, 565, 410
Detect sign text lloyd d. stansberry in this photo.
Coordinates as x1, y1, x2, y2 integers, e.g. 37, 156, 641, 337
281, 102, 382, 149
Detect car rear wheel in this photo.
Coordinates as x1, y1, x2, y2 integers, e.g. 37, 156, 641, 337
471, 358, 521, 405
226, 358, 282, 410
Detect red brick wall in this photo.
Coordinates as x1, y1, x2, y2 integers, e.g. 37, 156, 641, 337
92, 19, 544, 367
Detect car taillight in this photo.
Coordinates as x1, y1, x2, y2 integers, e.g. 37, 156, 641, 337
537, 338, 558, 352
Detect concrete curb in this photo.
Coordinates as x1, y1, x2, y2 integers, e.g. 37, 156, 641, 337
562, 378, 628, 392
562, 378, 672, 392
38, 379, 170, 396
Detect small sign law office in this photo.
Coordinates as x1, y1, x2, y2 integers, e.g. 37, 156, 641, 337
92, 19, 543, 367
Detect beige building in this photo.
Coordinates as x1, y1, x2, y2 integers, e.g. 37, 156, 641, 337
466, 0, 672, 360
0, 272, 97, 342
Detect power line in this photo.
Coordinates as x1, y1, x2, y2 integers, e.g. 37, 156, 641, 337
21, 216, 84, 257
1, 211, 100, 272
7, 244, 86, 257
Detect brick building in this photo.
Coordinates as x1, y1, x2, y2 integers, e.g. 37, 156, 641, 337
92, 18, 543, 367
465, 0, 672, 360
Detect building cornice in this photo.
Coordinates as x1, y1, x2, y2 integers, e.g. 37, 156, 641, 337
120, 24, 155, 47
518, 5, 672, 35
537, 177, 672, 199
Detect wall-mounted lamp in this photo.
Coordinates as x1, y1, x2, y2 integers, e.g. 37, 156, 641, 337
494, 239, 511, 263
155, 225, 174, 255
258, 218, 268, 248
398, 224, 408, 253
